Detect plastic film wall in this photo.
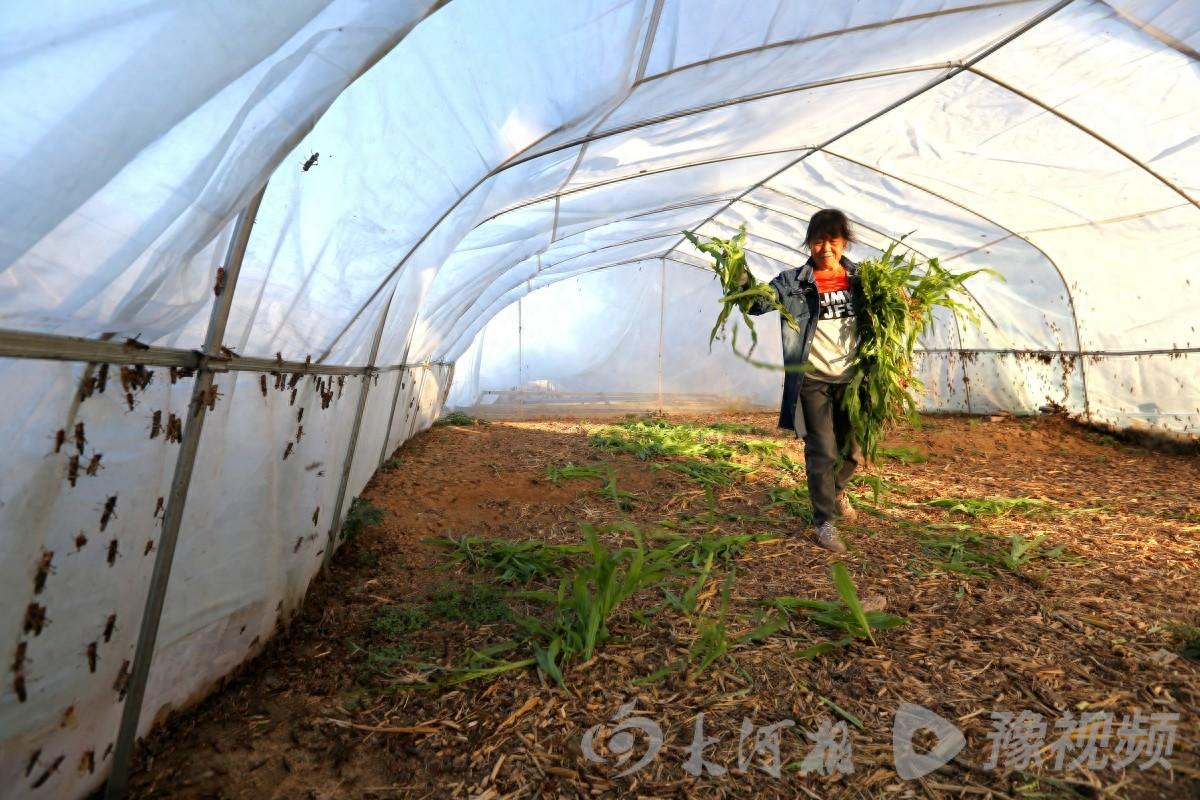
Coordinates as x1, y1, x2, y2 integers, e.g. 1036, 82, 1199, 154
2, 1, 1198, 797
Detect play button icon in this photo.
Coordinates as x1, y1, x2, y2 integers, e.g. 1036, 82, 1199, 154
892, 703, 967, 780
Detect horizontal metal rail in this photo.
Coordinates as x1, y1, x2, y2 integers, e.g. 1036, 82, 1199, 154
0, 327, 447, 372
917, 346, 1200, 358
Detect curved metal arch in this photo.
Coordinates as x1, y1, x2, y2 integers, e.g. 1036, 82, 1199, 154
966, 65, 1199, 211
506, 62, 954, 176
479, 146, 817, 227
314, 0, 667, 362
658, 0, 1074, 263
437, 255, 670, 361
431, 233, 771, 360
1096, 0, 1200, 63
327, 0, 1073, 364
321, 58, 959, 357
420, 201, 735, 356
636, 0, 1042, 85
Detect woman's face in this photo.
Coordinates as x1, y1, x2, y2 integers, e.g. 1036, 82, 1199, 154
810, 236, 846, 270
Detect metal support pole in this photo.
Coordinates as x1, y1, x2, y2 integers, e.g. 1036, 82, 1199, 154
378, 365, 409, 469
404, 366, 430, 443
517, 293, 524, 419
657, 259, 666, 412
378, 310, 425, 470
105, 184, 267, 800
323, 289, 395, 570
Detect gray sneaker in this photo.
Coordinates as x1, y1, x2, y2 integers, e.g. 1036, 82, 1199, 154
814, 521, 847, 553
835, 492, 857, 522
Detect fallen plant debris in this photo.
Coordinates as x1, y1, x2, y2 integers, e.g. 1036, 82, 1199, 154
126, 411, 1199, 799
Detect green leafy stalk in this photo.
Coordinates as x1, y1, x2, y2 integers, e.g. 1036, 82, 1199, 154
683, 223, 800, 357
844, 240, 998, 462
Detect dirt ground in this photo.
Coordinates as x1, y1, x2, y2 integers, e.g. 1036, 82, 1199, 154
124, 412, 1199, 799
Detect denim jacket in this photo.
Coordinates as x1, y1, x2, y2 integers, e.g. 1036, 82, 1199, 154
747, 255, 866, 432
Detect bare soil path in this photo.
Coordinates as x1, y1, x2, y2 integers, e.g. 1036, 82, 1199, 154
126, 412, 1199, 799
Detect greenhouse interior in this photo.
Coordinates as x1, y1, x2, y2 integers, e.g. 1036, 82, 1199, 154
1, 1, 1197, 798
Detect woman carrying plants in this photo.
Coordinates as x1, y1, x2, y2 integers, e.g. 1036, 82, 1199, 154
745, 209, 867, 553
688, 210, 987, 553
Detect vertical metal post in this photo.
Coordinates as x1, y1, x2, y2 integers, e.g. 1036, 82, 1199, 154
379, 304, 432, 470
105, 184, 267, 800
657, 259, 666, 412
377, 310, 424, 470
378, 366, 408, 468
404, 365, 430, 443
517, 292, 524, 419
323, 288, 395, 570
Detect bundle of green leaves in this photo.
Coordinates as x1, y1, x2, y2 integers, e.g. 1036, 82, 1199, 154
683, 223, 799, 355
844, 240, 995, 462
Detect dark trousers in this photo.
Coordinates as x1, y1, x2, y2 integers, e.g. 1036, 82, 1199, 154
796, 377, 863, 525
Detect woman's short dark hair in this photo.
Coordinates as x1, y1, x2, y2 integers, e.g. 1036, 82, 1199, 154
804, 209, 855, 249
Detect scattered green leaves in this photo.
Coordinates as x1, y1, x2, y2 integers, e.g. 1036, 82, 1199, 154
434, 411, 489, 426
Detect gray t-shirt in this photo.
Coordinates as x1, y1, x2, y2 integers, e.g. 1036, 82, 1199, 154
807, 278, 859, 382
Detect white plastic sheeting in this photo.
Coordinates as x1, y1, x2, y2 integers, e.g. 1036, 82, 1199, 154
2, 1, 1198, 797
